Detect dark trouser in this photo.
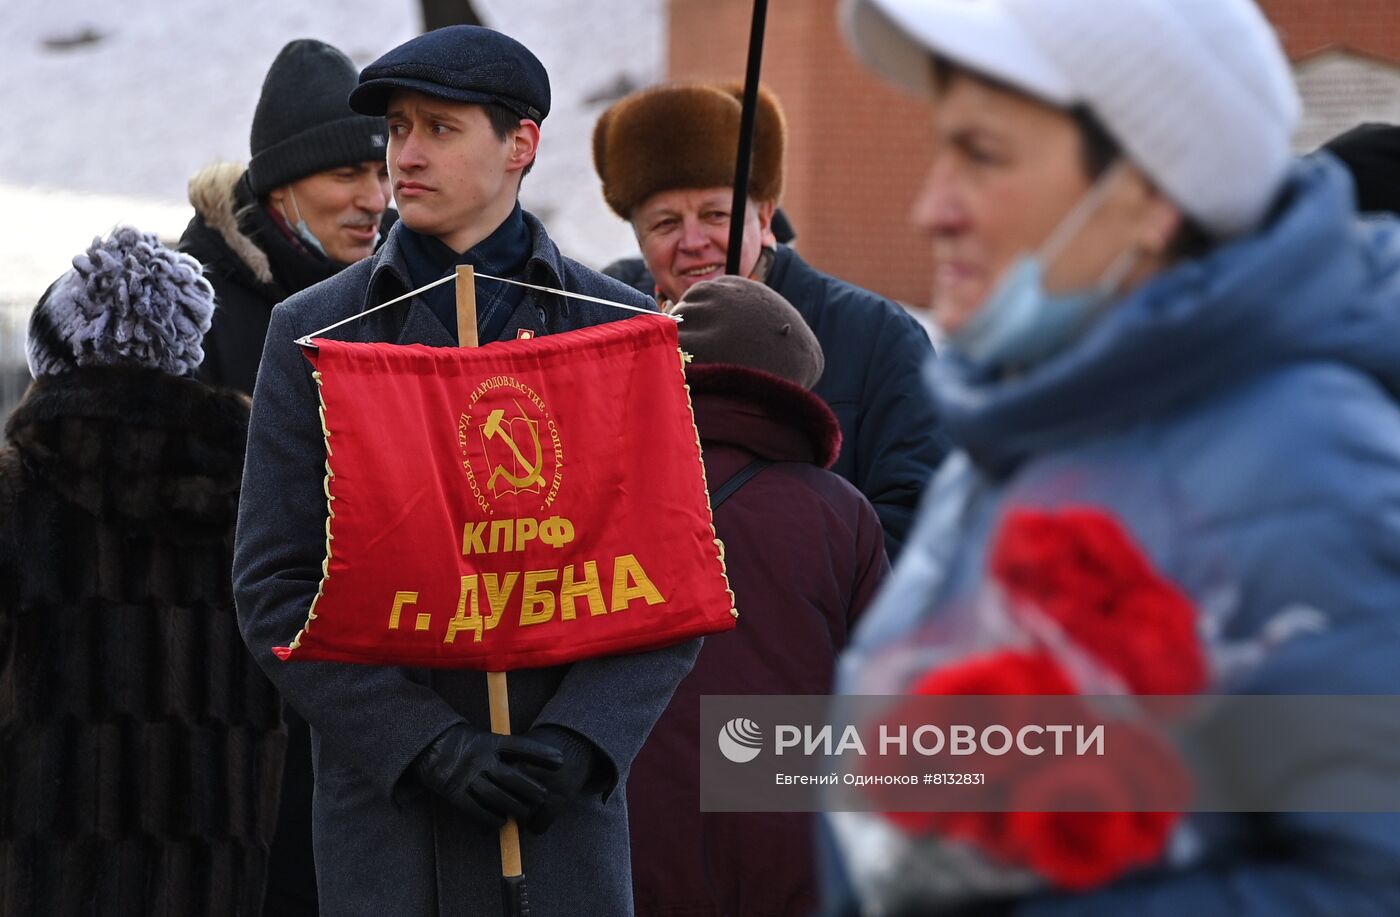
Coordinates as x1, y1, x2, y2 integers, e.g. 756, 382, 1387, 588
263, 705, 319, 917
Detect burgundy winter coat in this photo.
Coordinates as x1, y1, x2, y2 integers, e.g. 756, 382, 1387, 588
628, 364, 890, 917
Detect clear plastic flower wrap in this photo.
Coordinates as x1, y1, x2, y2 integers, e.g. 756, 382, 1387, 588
828, 505, 1216, 915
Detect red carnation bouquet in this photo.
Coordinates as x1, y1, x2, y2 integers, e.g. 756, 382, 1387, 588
989, 507, 1206, 696
834, 506, 1207, 911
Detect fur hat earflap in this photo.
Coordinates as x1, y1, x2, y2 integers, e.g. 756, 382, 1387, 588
593, 82, 786, 219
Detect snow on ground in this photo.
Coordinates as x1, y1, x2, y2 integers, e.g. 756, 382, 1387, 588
1, 0, 664, 343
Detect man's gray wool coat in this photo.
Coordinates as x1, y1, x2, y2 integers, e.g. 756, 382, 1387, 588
234, 213, 701, 917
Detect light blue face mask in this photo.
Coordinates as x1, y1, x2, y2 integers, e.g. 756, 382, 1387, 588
283, 187, 330, 259
950, 161, 1139, 373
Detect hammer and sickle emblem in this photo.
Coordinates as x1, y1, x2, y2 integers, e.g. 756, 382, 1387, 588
482, 399, 546, 494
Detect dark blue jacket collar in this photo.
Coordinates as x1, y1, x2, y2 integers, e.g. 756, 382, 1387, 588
364, 207, 570, 318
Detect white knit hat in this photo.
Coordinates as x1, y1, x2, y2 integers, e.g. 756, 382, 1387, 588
842, 0, 1301, 237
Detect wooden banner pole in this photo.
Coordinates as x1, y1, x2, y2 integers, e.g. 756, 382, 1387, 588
488, 670, 523, 876
455, 264, 480, 348
455, 265, 528, 915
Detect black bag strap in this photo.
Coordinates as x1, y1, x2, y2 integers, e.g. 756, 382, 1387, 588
710, 459, 774, 510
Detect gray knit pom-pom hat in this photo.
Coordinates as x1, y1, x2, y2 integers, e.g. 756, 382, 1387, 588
26, 226, 216, 378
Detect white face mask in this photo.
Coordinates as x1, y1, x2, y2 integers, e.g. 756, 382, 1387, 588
950, 160, 1139, 372
280, 187, 330, 259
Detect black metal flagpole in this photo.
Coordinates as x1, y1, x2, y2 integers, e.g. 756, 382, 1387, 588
725, 0, 771, 276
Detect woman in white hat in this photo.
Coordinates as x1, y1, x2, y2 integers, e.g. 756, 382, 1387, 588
832, 0, 1400, 914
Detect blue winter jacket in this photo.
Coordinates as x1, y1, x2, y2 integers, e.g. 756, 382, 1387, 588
768, 246, 946, 558
842, 156, 1400, 916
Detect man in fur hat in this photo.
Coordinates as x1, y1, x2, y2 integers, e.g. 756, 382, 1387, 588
180, 38, 394, 398
593, 83, 946, 558
178, 37, 392, 917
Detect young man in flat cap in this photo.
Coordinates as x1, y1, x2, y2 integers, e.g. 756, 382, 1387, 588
594, 84, 946, 558
233, 25, 699, 917
180, 39, 393, 398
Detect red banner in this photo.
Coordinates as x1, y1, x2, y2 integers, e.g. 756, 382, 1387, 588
275, 316, 736, 670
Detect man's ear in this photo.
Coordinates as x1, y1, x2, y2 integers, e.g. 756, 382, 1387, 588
508, 120, 542, 174
756, 199, 777, 245
267, 185, 292, 219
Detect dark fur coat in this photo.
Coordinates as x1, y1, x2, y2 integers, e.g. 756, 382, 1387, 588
0, 368, 286, 917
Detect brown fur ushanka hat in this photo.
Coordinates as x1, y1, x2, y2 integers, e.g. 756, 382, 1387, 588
593, 83, 786, 219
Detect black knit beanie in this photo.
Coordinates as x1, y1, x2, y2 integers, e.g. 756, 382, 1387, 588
1321, 122, 1400, 216
248, 39, 388, 196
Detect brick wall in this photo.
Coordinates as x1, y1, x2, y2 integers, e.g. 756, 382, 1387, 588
1257, 0, 1400, 61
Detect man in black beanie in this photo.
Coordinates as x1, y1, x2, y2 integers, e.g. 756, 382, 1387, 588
234, 25, 699, 917
179, 37, 391, 917
180, 38, 392, 397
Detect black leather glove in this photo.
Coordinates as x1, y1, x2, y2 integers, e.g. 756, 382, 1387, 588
520, 725, 602, 834
411, 723, 563, 830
